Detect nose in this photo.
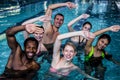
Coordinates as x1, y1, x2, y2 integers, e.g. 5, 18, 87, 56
101, 43, 106, 47
29, 48, 34, 53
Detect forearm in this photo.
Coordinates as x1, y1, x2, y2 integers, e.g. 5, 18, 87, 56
48, 3, 67, 10
6, 25, 25, 36
57, 31, 86, 40
46, 3, 67, 16
110, 58, 120, 66
22, 17, 39, 25
23, 31, 29, 39
68, 15, 83, 27
94, 27, 110, 36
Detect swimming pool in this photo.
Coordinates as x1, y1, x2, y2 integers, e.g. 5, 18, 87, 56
0, 0, 120, 80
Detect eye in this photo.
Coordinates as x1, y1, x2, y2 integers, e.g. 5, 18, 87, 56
101, 40, 104, 43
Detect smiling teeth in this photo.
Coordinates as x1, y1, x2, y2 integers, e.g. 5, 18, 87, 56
28, 53, 33, 56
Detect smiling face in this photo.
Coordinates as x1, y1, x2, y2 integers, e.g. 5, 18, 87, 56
82, 23, 91, 31
25, 41, 37, 60
97, 38, 109, 50
62, 43, 76, 61
96, 34, 111, 50
33, 27, 44, 41
54, 14, 64, 28
24, 38, 38, 60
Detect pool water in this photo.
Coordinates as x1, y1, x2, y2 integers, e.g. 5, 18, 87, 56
0, 0, 120, 80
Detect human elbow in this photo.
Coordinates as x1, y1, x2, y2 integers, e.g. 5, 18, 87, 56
67, 23, 71, 28
6, 28, 13, 36
48, 5, 53, 10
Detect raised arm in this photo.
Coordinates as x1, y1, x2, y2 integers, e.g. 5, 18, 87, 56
51, 31, 94, 66
6, 24, 43, 52
43, 2, 76, 28
67, 14, 90, 32
85, 25, 120, 54
22, 15, 51, 39
6, 25, 25, 51
71, 66, 99, 80
45, 2, 76, 16
94, 25, 120, 36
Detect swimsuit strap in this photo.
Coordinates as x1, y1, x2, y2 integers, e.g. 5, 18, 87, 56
79, 36, 85, 44
85, 46, 105, 61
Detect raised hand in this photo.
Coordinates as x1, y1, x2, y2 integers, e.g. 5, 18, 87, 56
25, 24, 42, 34
81, 14, 90, 19
110, 25, 120, 32
66, 2, 76, 9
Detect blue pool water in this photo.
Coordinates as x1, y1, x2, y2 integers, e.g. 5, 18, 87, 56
0, 0, 120, 80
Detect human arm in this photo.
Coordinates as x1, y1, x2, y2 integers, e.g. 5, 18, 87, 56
72, 66, 99, 80
105, 54, 120, 66
22, 15, 51, 39
94, 25, 120, 36
85, 25, 120, 54
51, 31, 94, 66
6, 25, 26, 51
43, 2, 76, 29
67, 14, 90, 32
6, 24, 43, 52
45, 2, 76, 17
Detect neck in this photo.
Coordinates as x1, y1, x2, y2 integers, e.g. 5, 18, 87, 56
62, 57, 71, 65
53, 25, 59, 32
22, 55, 31, 65
94, 46, 101, 52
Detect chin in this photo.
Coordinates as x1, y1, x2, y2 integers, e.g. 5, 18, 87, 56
27, 56, 34, 60
28, 57, 33, 60
65, 58, 72, 61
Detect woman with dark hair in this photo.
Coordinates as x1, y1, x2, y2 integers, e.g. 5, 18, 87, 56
84, 25, 120, 80
67, 14, 92, 49
67, 14, 92, 63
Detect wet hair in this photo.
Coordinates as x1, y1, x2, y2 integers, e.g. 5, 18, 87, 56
54, 13, 64, 20
36, 25, 44, 31
24, 37, 39, 48
82, 21, 92, 30
63, 42, 77, 52
98, 34, 111, 45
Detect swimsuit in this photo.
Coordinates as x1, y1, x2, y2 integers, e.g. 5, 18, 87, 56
84, 47, 106, 80
43, 43, 53, 54
49, 67, 69, 76
85, 46, 105, 67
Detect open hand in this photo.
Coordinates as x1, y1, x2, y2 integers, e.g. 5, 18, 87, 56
66, 2, 76, 9
81, 14, 90, 19
83, 31, 95, 39
110, 25, 120, 32
25, 24, 43, 34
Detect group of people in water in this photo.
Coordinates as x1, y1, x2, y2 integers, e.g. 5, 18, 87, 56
0, 2, 120, 80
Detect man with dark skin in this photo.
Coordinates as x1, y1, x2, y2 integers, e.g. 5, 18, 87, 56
0, 24, 43, 80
